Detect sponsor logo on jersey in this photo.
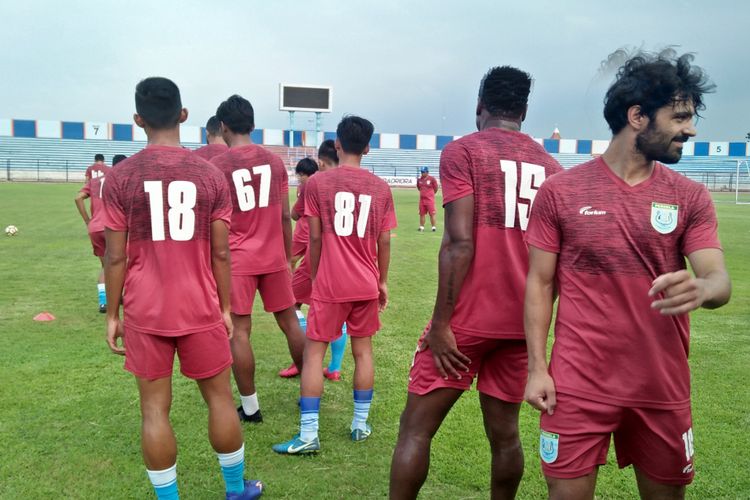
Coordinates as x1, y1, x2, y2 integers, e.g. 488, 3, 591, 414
682, 463, 694, 474
578, 206, 607, 216
651, 202, 679, 234
540, 430, 559, 464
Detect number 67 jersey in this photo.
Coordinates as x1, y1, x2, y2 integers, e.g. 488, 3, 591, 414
439, 128, 562, 339
102, 145, 233, 336
304, 166, 397, 302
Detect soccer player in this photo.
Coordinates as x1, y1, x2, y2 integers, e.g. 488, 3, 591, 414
194, 115, 229, 160
85, 153, 109, 181
524, 53, 731, 499
102, 77, 262, 499
75, 166, 108, 313
389, 66, 563, 499
273, 115, 396, 454
211, 94, 305, 423
280, 141, 349, 381
416, 166, 438, 232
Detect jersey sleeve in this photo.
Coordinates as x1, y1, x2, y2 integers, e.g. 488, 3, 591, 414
211, 171, 233, 225
275, 156, 289, 194
681, 185, 722, 255
525, 180, 561, 253
304, 177, 320, 218
101, 172, 127, 231
381, 188, 398, 232
80, 183, 91, 196
439, 142, 473, 205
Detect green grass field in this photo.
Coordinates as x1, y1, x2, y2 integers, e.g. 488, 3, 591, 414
0, 183, 748, 499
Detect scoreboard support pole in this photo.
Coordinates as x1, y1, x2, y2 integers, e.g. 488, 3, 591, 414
288, 111, 295, 147
315, 112, 322, 147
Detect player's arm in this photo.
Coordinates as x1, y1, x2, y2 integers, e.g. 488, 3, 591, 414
291, 192, 304, 221
421, 195, 474, 379
433, 178, 438, 193
281, 195, 293, 265
524, 245, 559, 415
649, 248, 731, 315
104, 229, 127, 355
74, 191, 91, 225
308, 216, 322, 281
376, 230, 391, 311
210, 219, 233, 337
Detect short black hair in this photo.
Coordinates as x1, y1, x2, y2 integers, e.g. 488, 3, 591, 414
478, 66, 532, 118
603, 52, 715, 134
295, 157, 318, 177
135, 77, 183, 129
318, 139, 338, 165
205, 116, 221, 136
94, 154, 104, 162
216, 95, 255, 134
336, 116, 374, 155
112, 154, 127, 166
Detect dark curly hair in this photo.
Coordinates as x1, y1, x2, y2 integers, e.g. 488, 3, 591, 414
216, 95, 255, 135
603, 52, 715, 134
135, 77, 182, 129
478, 66, 533, 118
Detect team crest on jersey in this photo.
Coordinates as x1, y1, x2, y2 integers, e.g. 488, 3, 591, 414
540, 431, 559, 464
651, 202, 679, 234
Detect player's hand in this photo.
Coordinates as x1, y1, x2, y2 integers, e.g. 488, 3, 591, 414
419, 322, 470, 380
378, 282, 389, 312
525, 370, 556, 415
649, 270, 704, 315
222, 310, 233, 339
106, 316, 126, 355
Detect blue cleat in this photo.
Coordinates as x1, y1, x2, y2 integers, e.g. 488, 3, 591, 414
226, 479, 263, 500
272, 434, 320, 455
351, 423, 372, 442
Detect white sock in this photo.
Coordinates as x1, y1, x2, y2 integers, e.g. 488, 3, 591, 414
295, 309, 305, 320
240, 393, 259, 415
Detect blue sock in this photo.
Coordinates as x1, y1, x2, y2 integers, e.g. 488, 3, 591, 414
146, 464, 179, 500
299, 396, 320, 441
328, 325, 347, 372
352, 388, 373, 431
97, 283, 106, 306
296, 309, 306, 333
217, 445, 245, 494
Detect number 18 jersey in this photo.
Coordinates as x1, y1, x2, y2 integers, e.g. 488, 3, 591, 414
102, 145, 233, 336
305, 166, 397, 302
440, 128, 563, 339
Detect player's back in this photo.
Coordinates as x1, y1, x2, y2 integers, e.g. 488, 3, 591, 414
440, 127, 563, 338
103, 145, 231, 335
306, 166, 396, 302
194, 143, 229, 161
83, 176, 106, 233
211, 144, 289, 275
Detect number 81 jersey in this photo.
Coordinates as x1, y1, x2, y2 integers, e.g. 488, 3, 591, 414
304, 165, 397, 302
102, 145, 233, 336
439, 128, 563, 339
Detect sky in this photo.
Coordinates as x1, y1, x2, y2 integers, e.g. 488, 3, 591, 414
1, 0, 748, 141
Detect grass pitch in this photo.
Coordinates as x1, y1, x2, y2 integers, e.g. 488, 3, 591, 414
0, 184, 748, 499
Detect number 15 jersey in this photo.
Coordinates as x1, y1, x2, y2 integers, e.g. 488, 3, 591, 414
102, 145, 233, 336
305, 166, 397, 303
440, 128, 563, 339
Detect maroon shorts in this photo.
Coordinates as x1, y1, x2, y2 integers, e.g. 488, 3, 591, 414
89, 231, 105, 257
292, 267, 312, 305
539, 393, 695, 485
307, 299, 380, 342
231, 270, 295, 315
419, 199, 436, 216
123, 325, 233, 381
407, 325, 527, 403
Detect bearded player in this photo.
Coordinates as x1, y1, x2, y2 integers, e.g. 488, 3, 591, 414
390, 66, 562, 499
524, 53, 731, 499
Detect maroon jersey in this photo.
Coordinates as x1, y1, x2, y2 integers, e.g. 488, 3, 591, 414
211, 145, 289, 275
102, 145, 232, 336
526, 158, 722, 409
440, 128, 563, 339
85, 163, 110, 180
305, 165, 397, 302
194, 143, 228, 161
417, 175, 438, 201
81, 176, 106, 234
293, 182, 309, 245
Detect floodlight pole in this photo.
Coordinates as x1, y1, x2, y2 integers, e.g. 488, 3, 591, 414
315, 112, 322, 147
288, 111, 295, 147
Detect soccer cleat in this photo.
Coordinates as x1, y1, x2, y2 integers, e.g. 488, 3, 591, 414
278, 363, 300, 378
99, 304, 107, 313
237, 406, 263, 424
431, 226, 437, 232
272, 434, 320, 455
226, 479, 264, 500
418, 226, 425, 232
351, 423, 372, 442
323, 367, 341, 381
